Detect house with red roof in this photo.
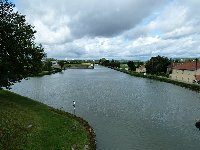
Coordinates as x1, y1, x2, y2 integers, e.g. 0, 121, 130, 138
170, 61, 200, 84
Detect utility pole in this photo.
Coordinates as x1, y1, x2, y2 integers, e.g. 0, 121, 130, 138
195, 58, 198, 71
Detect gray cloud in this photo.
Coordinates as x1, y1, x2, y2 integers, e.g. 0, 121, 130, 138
16, 0, 167, 39
68, 0, 167, 38
14, 0, 200, 60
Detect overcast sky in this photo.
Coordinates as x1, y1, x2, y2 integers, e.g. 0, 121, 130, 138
13, 0, 200, 60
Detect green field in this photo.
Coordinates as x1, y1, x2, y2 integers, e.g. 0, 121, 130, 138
65, 63, 92, 69
120, 63, 128, 69
0, 90, 95, 150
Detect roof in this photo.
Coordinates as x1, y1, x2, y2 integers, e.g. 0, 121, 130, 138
168, 63, 180, 68
137, 65, 146, 69
195, 75, 200, 81
172, 62, 200, 71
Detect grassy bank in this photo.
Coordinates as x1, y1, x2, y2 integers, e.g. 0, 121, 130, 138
114, 68, 200, 92
0, 90, 96, 150
36, 69, 63, 77
65, 63, 92, 69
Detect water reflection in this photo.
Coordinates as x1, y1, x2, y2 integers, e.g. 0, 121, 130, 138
11, 66, 200, 150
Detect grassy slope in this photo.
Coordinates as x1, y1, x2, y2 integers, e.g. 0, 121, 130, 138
0, 90, 94, 150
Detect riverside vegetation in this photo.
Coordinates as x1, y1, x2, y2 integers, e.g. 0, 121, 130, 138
0, 90, 96, 150
99, 56, 200, 92
114, 68, 200, 92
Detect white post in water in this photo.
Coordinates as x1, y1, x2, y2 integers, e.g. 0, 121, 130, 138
73, 101, 76, 115
93, 60, 95, 69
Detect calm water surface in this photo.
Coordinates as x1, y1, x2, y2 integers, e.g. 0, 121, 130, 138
11, 66, 200, 150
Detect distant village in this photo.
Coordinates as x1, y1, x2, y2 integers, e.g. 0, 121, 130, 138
41, 56, 200, 85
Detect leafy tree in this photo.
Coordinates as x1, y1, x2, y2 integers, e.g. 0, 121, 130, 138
114, 61, 120, 68
145, 55, 170, 75
135, 61, 144, 67
127, 61, 136, 71
103, 60, 110, 66
0, 0, 44, 89
99, 58, 107, 65
100, 59, 110, 66
99, 58, 120, 68
110, 59, 120, 68
42, 60, 52, 72
47, 58, 56, 61
58, 60, 65, 69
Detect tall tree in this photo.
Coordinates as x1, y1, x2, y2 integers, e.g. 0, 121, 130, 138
127, 61, 136, 71
145, 55, 170, 75
42, 59, 52, 72
110, 59, 120, 68
0, 0, 44, 89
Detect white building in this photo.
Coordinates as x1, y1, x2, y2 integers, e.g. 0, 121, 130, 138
51, 61, 61, 69
136, 65, 146, 73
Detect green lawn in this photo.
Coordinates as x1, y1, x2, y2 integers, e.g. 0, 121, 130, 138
120, 64, 128, 69
0, 90, 95, 150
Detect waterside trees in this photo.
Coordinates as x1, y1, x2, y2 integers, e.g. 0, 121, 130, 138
145, 55, 170, 75
0, 0, 44, 89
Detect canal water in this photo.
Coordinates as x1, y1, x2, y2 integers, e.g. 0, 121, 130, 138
11, 66, 200, 150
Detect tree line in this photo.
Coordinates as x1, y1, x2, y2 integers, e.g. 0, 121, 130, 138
99, 59, 120, 68
99, 55, 171, 76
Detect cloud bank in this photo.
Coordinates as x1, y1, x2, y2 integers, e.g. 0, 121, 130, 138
15, 0, 200, 60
